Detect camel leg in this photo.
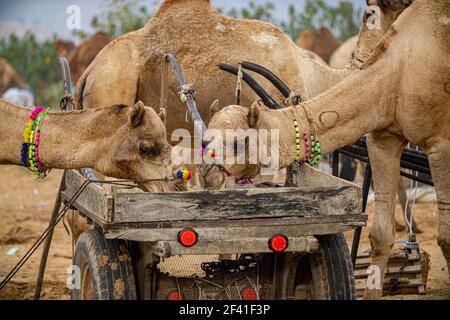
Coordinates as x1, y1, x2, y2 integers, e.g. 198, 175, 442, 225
395, 177, 408, 231
426, 142, 450, 279
364, 131, 406, 299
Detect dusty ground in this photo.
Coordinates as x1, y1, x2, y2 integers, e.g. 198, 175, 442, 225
0, 165, 449, 300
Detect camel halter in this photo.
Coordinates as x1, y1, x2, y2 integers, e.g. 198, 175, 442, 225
21, 106, 51, 179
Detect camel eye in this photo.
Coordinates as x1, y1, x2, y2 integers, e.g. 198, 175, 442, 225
139, 143, 161, 158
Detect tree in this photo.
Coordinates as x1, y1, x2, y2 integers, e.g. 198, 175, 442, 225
223, 0, 362, 41
224, 1, 276, 22
89, 0, 152, 39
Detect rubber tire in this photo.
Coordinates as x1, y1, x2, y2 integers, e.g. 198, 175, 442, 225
308, 233, 356, 300
71, 228, 137, 300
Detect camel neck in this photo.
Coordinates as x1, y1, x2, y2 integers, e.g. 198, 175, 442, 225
0, 101, 124, 170
272, 61, 396, 168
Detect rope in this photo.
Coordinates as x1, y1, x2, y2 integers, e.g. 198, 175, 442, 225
299, 105, 320, 137
0, 179, 137, 291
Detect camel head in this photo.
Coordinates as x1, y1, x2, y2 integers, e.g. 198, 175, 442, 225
98, 101, 174, 191
205, 104, 261, 183
354, 0, 414, 63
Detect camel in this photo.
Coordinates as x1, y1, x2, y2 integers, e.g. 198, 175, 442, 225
0, 58, 29, 95
329, 35, 358, 69
74, 0, 387, 136
0, 99, 175, 192
208, 0, 450, 299
296, 26, 341, 63
73, 0, 406, 190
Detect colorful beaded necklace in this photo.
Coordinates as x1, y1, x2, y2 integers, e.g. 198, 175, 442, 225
21, 106, 50, 179
291, 110, 321, 172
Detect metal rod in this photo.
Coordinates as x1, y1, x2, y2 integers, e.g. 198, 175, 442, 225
351, 162, 372, 267
164, 54, 207, 136
33, 171, 66, 300
332, 151, 339, 177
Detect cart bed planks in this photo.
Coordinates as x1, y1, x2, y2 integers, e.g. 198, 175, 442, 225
112, 184, 359, 223
61, 167, 365, 249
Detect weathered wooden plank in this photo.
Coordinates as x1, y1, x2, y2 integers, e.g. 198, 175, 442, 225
136, 236, 319, 256
104, 223, 339, 242
113, 185, 360, 223
103, 217, 365, 243
63, 169, 113, 222
104, 214, 365, 231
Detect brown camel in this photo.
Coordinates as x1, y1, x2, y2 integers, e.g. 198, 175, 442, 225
0, 58, 29, 95
204, 0, 414, 187
297, 26, 341, 63
0, 99, 174, 191
209, 0, 450, 299
74, 0, 386, 135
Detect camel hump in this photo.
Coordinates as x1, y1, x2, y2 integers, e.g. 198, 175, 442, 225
157, 0, 210, 14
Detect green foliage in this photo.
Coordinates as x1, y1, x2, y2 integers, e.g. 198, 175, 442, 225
224, 0, 362, 41
89, 0, 152, 39
226, 1, 276, 21
0, 32, 61, 107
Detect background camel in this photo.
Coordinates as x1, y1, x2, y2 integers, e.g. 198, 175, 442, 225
0, 58, 29, 95
209, 0, 449, 299
55, 32, 111, 84
0, 99, 174, 192
0, 58, 34, 108
296, 26, 341, 63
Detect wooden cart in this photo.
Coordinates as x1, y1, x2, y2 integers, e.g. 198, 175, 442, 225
60, 165, 365, 300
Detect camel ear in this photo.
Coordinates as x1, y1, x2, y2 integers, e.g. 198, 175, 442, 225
129, 101, 146, 127
209, 99, 220, 117
248, 102, 262, 128
158, 108, 166, 122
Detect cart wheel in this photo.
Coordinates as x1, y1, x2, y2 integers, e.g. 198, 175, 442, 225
71, 228, 137, 300
294, 233, 356, 300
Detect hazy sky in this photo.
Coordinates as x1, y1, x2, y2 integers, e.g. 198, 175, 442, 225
0, 0, 365, 42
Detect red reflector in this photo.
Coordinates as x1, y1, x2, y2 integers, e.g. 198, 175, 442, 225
241, 286, 258, 300
178, 228, 198, 247
269, 234, 288, 252
167, 291, 183, 300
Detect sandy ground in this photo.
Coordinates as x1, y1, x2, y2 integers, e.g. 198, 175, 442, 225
0, 165, 449, 300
